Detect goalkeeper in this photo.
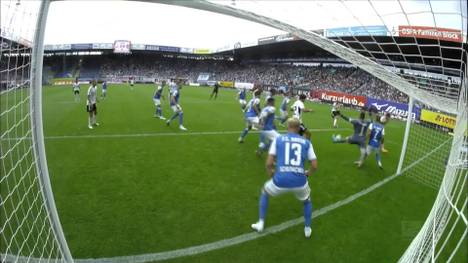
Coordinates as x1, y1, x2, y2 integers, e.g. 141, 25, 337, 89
332, 109, 372, 167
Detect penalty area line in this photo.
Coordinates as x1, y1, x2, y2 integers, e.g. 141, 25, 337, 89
75, 173, 399, 263
40, 128, 348, 140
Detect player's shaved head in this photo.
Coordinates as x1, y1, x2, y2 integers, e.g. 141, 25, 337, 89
287, 117, 301, 133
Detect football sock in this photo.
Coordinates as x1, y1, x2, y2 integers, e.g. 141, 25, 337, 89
169, 112, 178, 122
178, 112, 184, 125
304, 199, 312, 227
156, 105, 161, 116
240, 127, 250, 139
259, 191, 269, 221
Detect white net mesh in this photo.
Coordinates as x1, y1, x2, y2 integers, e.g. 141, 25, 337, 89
181, 0, 467, 262
1, 1, 71, 262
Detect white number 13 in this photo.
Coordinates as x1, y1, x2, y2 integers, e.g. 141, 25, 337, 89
284, 142, 302, 166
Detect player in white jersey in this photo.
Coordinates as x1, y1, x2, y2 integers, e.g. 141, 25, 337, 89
331, 102, 340, 128
72, 79, 80, 102
291, 94, 313, 139
129, 76, 135, 90
251, 117, 317, 238
277, 90, 290, 126
257, 97, 280, 155
86, 80, 99, 129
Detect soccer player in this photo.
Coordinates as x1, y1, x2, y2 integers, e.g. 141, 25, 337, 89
72, 79, 80, 102
238, 89, 261, 143
86, 80, 99, 129
209, 82, 220, 100
278, 90, 290, 125
360, 115, 386, 168
251, 117, 317, 238
257, 97, 280, 155
153, 80, 166, 120
166, 80, 187, 131
291, 94, 313, 139
332, 110, 372, 166
331, 102, 340, 128
238, 88, 247, 110
101, 81, 107, 99
129, 76, 134, 90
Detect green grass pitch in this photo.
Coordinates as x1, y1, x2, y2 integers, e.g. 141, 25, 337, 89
39, 83, 443, 262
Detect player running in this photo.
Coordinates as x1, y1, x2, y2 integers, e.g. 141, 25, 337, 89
72, 79, 80, 102
291, 94, 313, 139
153, 80, 166, 120
360, 115, 386, 168
209, 82, 220, 100
251, 117, 317, 238
238, 90, 261, 143
166, 80, 187, 131
332, 110, 372, 166
101, 81, 107, 99
86, 80, 99, 129
238, 88, 247, 110
257, 97, 280, 155
278, 90, 290, 125
331, 102, 340, 128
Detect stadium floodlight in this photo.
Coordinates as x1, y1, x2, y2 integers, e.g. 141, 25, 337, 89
1, 0, 466, 263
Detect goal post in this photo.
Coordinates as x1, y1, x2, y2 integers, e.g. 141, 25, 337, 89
30, 0, 73, 262
1, 0, 73, 262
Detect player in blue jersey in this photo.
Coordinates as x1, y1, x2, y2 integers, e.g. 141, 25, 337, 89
257, 97, 280, 155
277, 90, 290, 125
101, 81, 107, 99
153, 80, 166, 120
360, 115, 386, 168
332, 109, 372, 166
251, 117, 317, 238
166, 80, 187, 131
238, 89, 261, 143
238, 88, 247, 110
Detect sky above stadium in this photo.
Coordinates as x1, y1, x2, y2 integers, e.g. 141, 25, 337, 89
1, 1, 466, 49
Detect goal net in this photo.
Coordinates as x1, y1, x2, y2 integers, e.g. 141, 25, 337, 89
1, 0, 72, 262
185, 0, 467, 262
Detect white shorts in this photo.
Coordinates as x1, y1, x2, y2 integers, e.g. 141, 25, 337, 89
171, 105, 182, 112
239, 99, 247, 105
245, 116, 259, 126
263, 179, 310, 201
280, 109, 288, 119
153, 98, 161, 106
366, 145, 380, 155
261, 130, 280, 142
102, 89, 107, 94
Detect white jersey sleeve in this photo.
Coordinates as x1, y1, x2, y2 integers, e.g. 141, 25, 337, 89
268, 138, 277, 156
308, 141, 317, 160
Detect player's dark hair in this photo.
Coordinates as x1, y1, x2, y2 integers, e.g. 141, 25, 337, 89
267, 97, 275, 104
299, 94, 307, 100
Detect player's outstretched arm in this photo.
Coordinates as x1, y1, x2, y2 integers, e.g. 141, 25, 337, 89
339, 113, 350, 122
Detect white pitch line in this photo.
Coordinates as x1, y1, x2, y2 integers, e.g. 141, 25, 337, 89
75, 173, 399, 263
39, 128, 347, 140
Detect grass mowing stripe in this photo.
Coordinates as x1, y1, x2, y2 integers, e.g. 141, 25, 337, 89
74, 140, 445, 263
75, 174, 399, 263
